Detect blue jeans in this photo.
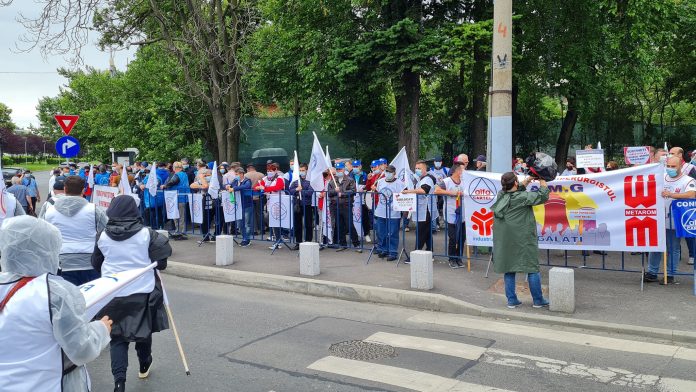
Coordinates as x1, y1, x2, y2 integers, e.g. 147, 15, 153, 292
686, 237, 695, 258
504, 272, 545, 305
648, 229, 681, 276
375, 217, 400, 257
237, 208, 253, 241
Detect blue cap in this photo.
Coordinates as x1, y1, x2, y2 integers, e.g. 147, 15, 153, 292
352, 160, 361, 166
335, 162, 345, 169
378, 158, 387, 165
370, 160, 379, 167
433, 156, 443, 161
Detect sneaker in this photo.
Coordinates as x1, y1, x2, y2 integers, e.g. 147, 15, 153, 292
689, 257, 694, 265
404, 227, 410, 232
268, 244, 279, 250
507, 300, 522, 309
659, 276, 677, 285
114, 381, 125, 392
365, 235, 372, 243
386, 256, 397, 262
378, 253, 386, 259
643, 272, 658, 282
448, 259, 458, 268
139, 356, 153, 379
455, 259, 464, 267
355, 248, 363, 253
240, 240, 251, 247
533, 299, 550, 308
291, 244, 300, 251
336, 247, 347, 252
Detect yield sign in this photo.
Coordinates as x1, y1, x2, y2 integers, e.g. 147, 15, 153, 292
54, 114, 80, 135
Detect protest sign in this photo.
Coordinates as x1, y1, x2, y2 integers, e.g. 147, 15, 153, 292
575, 149, 605, 169
188, 193, 203, 224
164, 191, 179, 219
624, 146, 651, 165
392, 193, 417, 212
672, 200, 696, 238
221, 190, 243, 222
462, 164, 666, 252
267, 193, 293, 229
92, 185, 118, 210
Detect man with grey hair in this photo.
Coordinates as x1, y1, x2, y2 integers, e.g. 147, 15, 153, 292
7, 176, 32, 216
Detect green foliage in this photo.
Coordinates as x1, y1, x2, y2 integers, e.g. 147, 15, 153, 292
0, 103, 16, 130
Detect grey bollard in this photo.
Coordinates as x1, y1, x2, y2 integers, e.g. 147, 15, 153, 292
215, 235, 234, 266
410, 250, 433, 290
549, 267, 575, 313
300, 242, 320, 276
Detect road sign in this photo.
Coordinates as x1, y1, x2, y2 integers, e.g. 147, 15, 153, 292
56, 136, 80, 158
54, 114, 80, 135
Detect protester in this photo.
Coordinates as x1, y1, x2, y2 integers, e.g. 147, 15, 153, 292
40, 176, 108, 286
513, 157, 526, 174
182, 158, 195, 184
0, 174, 25, 227
41, 176, 66, 210
374, 165, 405, 261
254, 162, 286, 248
561, 157, 578, 176
645, 156, 696, 284
402, 160, 438, 251
669, 147, 696, 179
0, 215, 112, 391
7, 176, 33, 218
140, 166, 166, 229
453, 153, 470, 170
47, 168, 62, 198
288, 163, 315, 249
190, 164, 216, 241
435, 162, 465, 267
227, 167, 253, 247
327, 161, 360, 251
21, 170, 40, 214
492, 172, 550, 308
475, 155, 487, 171
161, 161, 191, 239
429, 156, 449, 231
245, 164, 265, 235
91, 195, 171, 392
605, 160, 619, 171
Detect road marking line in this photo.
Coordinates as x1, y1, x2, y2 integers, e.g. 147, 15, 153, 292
307, 356, 515, 392
364, 332, 487, 361
408, 313, 696, 361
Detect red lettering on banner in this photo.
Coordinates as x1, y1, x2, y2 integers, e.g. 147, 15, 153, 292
624, 175, 658, 247
625, 217, 658, 246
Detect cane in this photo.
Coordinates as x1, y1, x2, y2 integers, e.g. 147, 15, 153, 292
157, 271, 191, 376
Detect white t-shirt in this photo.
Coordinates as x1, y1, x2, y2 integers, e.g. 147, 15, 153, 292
375, 179, 406, 219
440, 177, 463, 224
663, 173, 696, 229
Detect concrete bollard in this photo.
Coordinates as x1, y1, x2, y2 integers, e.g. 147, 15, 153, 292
549, 267, 575, 313
300, 242, 320, 276
215, 235, 234, 266
410, 250, 433, 290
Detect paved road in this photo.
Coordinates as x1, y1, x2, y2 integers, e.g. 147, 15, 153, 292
87, 275, 696, 392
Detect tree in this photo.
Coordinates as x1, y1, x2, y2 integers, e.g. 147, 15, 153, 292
0, 103, 16, 131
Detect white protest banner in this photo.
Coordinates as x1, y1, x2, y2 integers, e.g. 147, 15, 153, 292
462, 164, 666, 252
575, 149, 605, 169
221, 190, 243, 222
352, 188, 364, 236
188, 193, 203, 224
92, 185, 119, 210
164, 191, 180, 219
80, 262, 157, 320
390, 146, 414, 190
624, 146, 651, 165
392, 192, 417, 212
267, 193, 293, 229
308, 132, 330, 193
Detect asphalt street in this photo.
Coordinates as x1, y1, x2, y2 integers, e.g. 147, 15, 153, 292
86, 275, 696, 392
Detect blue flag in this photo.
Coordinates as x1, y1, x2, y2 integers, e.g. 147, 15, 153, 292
671, 199, 696, 238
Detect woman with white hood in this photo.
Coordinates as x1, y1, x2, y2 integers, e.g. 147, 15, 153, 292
0, 216, 112, 391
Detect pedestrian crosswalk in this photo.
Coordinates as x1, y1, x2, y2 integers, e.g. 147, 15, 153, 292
306, 314, 696, 392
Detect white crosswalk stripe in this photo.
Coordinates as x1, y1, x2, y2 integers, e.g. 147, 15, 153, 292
307, 326, 696, 392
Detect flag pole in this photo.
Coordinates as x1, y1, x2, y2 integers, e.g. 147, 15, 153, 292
663, 252, 668, 285
157, 271, 191, 376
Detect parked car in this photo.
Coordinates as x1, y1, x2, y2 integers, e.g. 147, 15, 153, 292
2, 167, 24, 187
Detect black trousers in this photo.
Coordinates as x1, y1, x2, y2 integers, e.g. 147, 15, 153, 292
416, 211, 432, 251
447, 222, 464, 261
111, 335, 152, 382
145, 207, 165, 229
361, 204, 371, 233
331, 203, 358, 247
294, 205, 315, 243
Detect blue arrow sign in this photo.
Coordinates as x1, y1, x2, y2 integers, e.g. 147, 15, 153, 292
56, 136, 80, 158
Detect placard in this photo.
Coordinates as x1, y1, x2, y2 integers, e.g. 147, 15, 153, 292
92, 185, 118, 210
624, 146, 651, 165
576, 149, 605, 169
164, 191, 179, 219
392, 193, 417, 212
221, 190, 243, 222
188, 193, 203, 224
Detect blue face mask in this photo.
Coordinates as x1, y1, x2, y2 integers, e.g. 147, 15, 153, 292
183, 165, 189, 169
414, 169, 423, 177
372, 168, 380, 174
352, 168, 360, 174
220, 169, 226, 174
205, 176, 212, 182
336, 171, 344, 178
385, 172, 395, 181
299, 171, 307, 178
666, 168, 678, 178
434, 161, 442, 169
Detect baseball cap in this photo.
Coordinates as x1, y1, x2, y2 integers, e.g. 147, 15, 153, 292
370, 160, 379, 167
352, 160, 361, 166
476, 155, 486, 163
378, 158, 387, 165
53, 176, 66, 190
433, 156, 443, 161
335, 162, 345, 169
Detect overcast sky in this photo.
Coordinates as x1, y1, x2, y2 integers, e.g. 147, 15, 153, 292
0, 2, 135, 128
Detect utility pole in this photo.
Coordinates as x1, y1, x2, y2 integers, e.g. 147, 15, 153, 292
486, 0, 513, 173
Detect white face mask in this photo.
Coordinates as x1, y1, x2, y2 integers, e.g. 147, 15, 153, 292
385, 172, 395, 181
434, 161, 442, 169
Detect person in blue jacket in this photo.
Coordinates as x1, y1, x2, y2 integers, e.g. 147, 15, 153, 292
226, 167, 253, 247
288, 163, 315, 250
140, 168, 166, 228
161, 161, 190, 239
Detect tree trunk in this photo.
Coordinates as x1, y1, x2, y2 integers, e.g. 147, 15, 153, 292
554, 101, 579, 168
395, 70, 421, 164
470, 42, 487, 158
211, 107, 228, 162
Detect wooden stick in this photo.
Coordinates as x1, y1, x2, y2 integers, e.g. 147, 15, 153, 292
663, 251, 668, 285
466, 245, 471, 272
164, 302, 191, 376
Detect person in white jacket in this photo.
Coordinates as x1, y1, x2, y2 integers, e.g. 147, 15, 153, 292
0, 215, 112, 392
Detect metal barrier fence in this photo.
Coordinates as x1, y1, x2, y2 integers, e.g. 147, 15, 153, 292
129, 188, 693, 278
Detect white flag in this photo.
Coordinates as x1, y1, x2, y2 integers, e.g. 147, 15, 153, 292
390, 146, 414, 190
119, 165, 132, 196
147, 162, 158, 197
292, 150, 300, 185
308, 132, 330, 193
87, 164, 94, 189
325, 145, 332, 167
208, 161, 220, 199
80, 262, 157, 320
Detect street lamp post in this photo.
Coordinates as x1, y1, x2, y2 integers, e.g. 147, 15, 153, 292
25, 138, 28, 165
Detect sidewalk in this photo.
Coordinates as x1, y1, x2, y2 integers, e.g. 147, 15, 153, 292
168, 231, 696, 333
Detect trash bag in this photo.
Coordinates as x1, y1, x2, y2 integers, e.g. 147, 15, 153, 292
525, 152, 558, 181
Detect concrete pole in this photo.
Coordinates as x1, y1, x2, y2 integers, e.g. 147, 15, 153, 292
487, 0, 513, 173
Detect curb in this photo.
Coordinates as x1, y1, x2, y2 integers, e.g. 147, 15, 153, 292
164, 261, 696, 345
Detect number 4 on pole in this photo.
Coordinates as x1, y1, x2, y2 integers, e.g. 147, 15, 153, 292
497, 23, 507, 38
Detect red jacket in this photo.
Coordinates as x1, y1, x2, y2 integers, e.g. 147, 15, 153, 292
254, 176, 285, 193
